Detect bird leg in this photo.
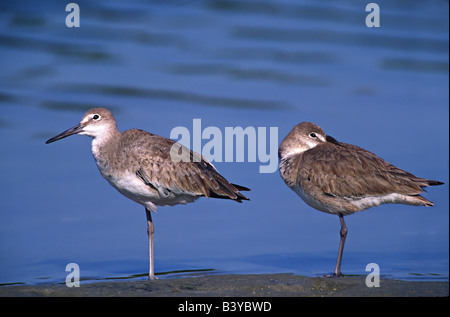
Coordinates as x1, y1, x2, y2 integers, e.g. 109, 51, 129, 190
145, 208, 158, 280
333, 214, 347, 277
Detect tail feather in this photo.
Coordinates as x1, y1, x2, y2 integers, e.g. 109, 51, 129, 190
426, 180, 444, 186
208, 185, 250, 202
193, 160, 250, 202
231, 183, 251, 192
414, 195, 434, 207
414, 179, 443, 206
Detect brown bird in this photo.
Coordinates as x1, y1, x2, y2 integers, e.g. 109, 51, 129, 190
46, 107, 249, 280
278, 122, 443, 276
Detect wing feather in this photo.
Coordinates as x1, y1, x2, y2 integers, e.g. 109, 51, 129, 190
299, 141, 432, 199
119, 129, 249, 202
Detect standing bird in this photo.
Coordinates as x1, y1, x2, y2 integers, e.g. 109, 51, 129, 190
46, 108, 249, 280
278, 122, 443, 276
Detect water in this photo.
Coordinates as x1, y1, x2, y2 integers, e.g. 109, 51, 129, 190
0, 0, 448, 285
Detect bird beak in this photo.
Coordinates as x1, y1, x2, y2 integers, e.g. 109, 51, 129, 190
45, 123, 84, 144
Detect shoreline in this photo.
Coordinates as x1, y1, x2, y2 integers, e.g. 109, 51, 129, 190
0, 273, 448, 297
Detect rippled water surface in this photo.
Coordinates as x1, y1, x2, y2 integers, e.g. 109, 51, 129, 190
0, 0, 448, 285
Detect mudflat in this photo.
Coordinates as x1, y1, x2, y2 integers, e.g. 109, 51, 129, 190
0, 273, 447, 297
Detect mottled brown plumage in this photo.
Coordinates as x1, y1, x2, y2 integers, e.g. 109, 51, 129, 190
46, 107, 249, 280
98, 128, 249, 208
279, 121, 443, 276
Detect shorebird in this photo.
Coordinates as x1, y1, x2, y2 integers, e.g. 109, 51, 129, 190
278, 122, 443, 277
46, 107, 249, 280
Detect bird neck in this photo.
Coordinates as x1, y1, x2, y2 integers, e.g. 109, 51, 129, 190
90, 127, 120, 161
279, 153, 303, 188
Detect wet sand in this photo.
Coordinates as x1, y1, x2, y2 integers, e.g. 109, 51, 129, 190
0, 273, 448, 297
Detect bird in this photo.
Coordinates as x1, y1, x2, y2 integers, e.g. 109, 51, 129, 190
278, 122, 443, 277
46, 107, 249, 280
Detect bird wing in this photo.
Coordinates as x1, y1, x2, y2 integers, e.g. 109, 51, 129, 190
298, 140, 430, 199
120, 129, 249, 202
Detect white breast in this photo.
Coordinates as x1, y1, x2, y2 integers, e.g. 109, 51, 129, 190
102, 170, 199, 211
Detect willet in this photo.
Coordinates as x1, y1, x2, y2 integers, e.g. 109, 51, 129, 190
46, 107, 249, 280
278, 122, 443, 276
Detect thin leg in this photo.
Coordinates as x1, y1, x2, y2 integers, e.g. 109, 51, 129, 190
333, 214, 348, 277
145, 208, 158, 280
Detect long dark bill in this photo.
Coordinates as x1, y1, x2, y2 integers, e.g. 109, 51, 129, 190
45, 124, 84, 144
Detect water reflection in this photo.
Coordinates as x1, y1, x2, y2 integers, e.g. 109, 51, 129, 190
0, 0, 448, 285
381, 58, 449, 73
48, 83, 290, 110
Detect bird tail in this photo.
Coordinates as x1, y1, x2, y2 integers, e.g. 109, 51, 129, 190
414, 195, 435, 207
425, 180, 444, 186
410, 179, 443, 207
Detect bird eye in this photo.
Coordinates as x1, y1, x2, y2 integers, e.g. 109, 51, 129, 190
93, 114, 100, 120
309, 132, 317, 138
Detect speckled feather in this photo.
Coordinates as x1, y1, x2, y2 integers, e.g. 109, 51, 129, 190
116, 129, 249, 202
279, 122, 442, 215
47, 108, 249, 213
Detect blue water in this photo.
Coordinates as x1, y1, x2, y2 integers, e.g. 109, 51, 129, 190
0, 0, 448, 286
